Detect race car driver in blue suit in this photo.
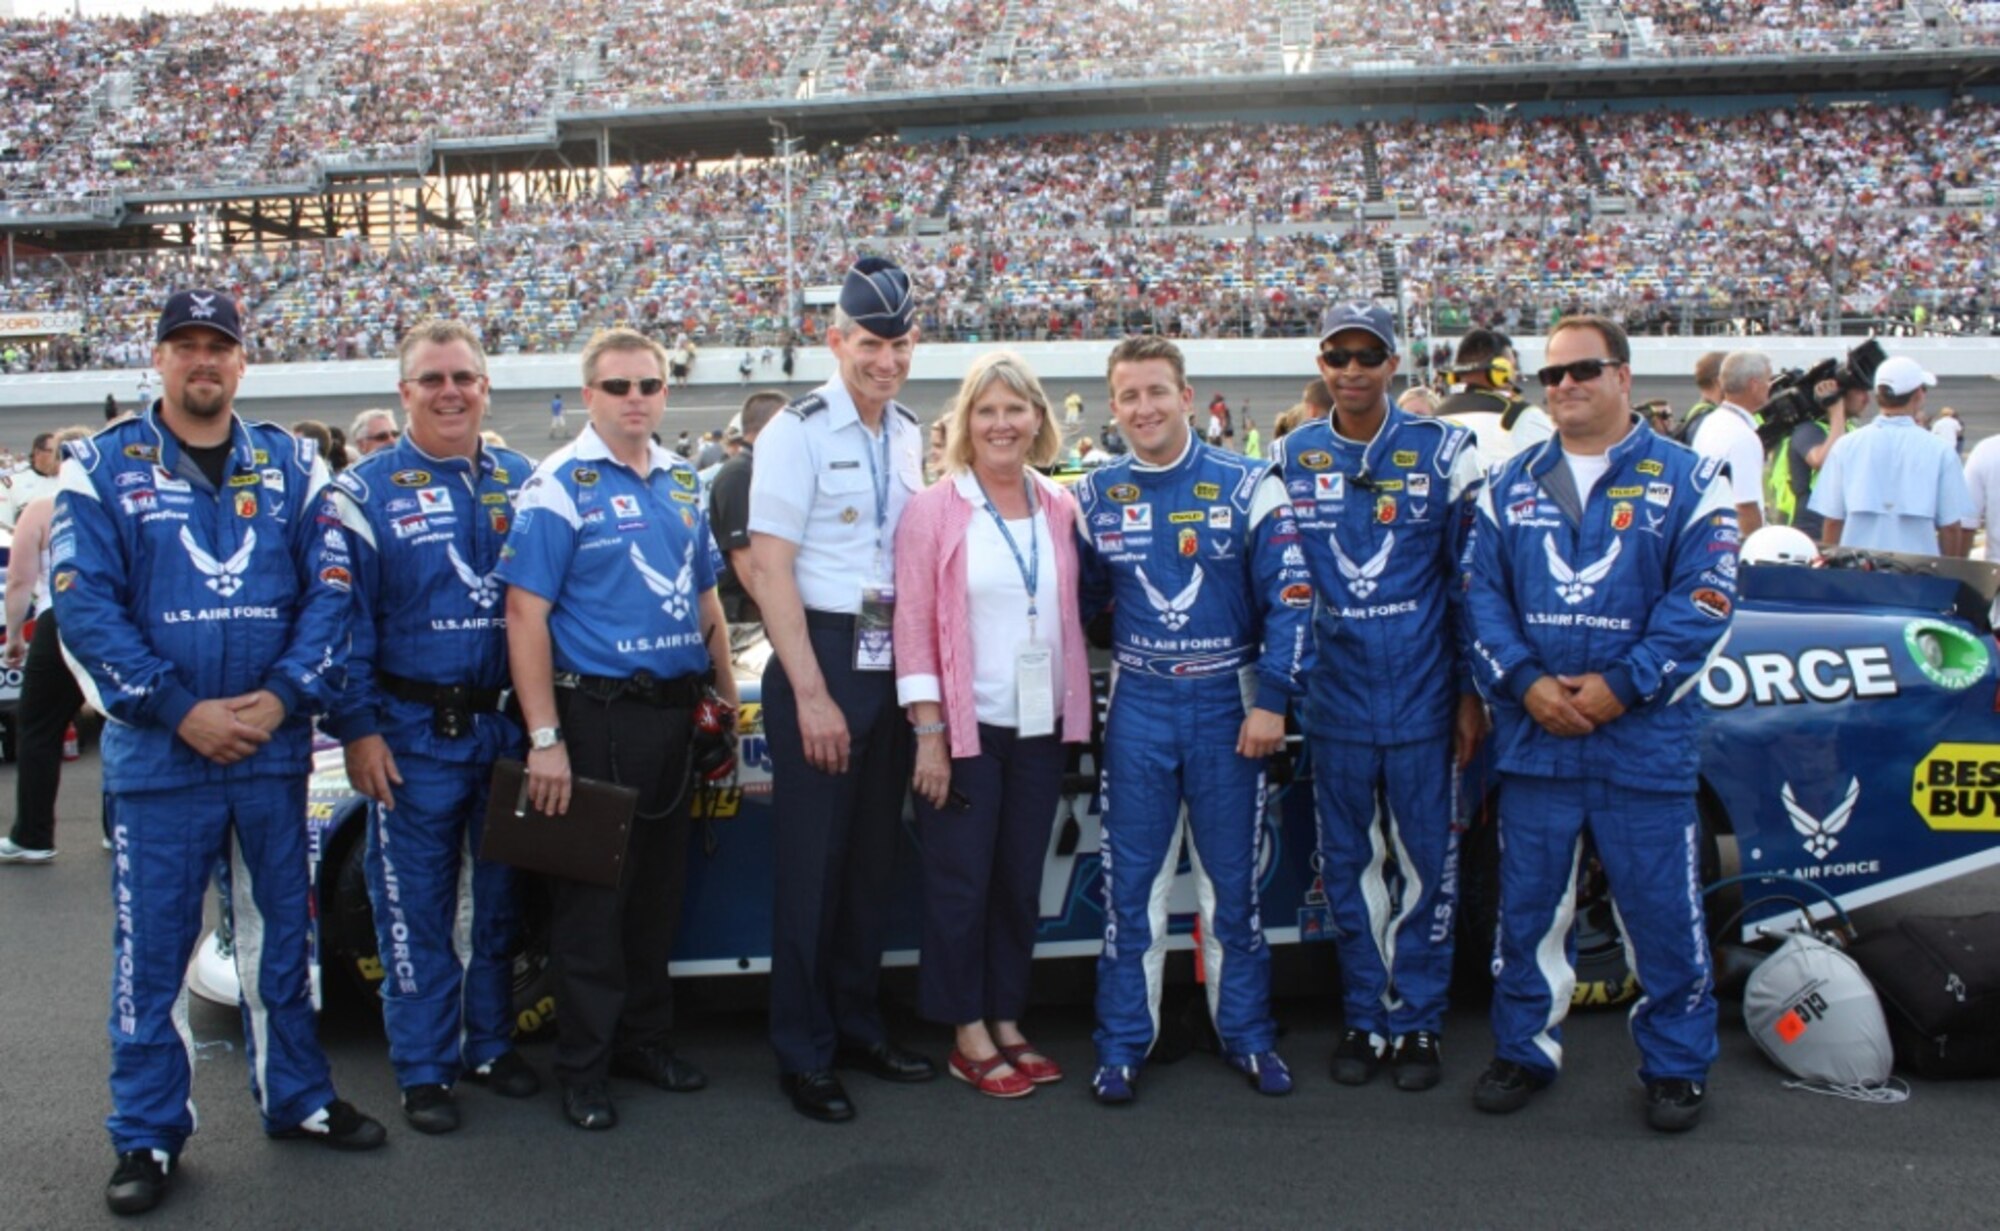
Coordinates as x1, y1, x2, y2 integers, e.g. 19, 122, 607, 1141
1463, 314, 1738, 1133
324, 321, 541, 1134
1074, 335, 1313, 1103
54, 290, 385, 1217
1270, 303, 1485, 1093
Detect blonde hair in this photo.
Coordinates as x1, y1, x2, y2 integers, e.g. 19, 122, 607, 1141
944, 351, 1063, 473
581, 327, 669, 386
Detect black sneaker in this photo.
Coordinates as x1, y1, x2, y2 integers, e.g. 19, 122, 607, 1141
271, 1099, 388, 1151
106, 1150, 171, 1216
401, 1084, 459, 1135
1473, 1060, 1550, 1114
1645, 1078, 1706, 1133
1391, 1031, 1442, 1092
1330, 1028, 1387, 1086
464, 1049, 541, 1099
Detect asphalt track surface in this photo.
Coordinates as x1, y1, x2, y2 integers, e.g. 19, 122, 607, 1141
6, 745, 2000, 1230
5, 372, 2000, 462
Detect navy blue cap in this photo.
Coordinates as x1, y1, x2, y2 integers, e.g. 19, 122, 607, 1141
156, 288, 244, 345
1319, 301, 1397, 352
838, 257, 915, 339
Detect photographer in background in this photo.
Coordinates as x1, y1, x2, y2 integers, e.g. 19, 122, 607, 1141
1808, 357, 1972, 557
1690, 351, 1769, 536
1768, 383, 1868, 544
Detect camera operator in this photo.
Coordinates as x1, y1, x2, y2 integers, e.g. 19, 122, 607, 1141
1689, 351, 1768, 535
1437, 328, 1548, 462
1768, 382, 1867, 543
1808, 357, 1973, 558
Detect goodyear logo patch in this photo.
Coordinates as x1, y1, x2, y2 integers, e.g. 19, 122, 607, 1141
1913, 743, 2000, 831
391, 469, 432, 487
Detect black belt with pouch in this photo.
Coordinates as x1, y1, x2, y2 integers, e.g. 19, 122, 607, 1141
378, 670, 508, 740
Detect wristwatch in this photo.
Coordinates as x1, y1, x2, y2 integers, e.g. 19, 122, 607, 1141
529, 726, 563, 751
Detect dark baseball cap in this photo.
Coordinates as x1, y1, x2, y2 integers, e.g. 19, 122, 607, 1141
1318, 301, 1398, 352
156, 289, 244, 345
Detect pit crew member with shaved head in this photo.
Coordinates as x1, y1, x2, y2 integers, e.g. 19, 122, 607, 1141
499, 327, 737, 1132
324, 320, 540, 1135
1464, 313, 1737, 1133
744, 257, 939, 1124
1074, 335, 1313, 1104
55, 289, 385, 1217
1271, 303, 1484, 1093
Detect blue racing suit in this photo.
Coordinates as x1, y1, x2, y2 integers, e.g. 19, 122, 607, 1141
52, 409, 350, 1155
324, 439, 532, 1089
1271, 405, 1481, 1039
1464, 420, 1738, 1083
1075, 434, 1312, 1066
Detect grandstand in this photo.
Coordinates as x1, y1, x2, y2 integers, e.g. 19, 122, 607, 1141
3, 0, 2000, 372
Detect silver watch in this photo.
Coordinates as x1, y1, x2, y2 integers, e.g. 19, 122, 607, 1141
529, 726, 563, 751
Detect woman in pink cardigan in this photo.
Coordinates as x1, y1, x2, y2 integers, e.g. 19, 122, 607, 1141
893, 351, 1091, 1100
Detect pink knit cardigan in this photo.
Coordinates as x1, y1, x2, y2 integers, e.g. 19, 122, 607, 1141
892, 470, 1092, 759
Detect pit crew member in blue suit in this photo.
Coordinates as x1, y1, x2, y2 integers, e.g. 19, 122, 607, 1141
55, 290, 385, 1218
499, 328, 737, 1133
1074, 335, 1313, 1103
324, 320, 540, 1135
1463, 314, 1738, 1133
1270, 303, 1485, 1094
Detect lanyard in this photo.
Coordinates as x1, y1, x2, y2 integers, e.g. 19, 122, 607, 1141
976, 473, 1041, 637
860, 418, 892, 578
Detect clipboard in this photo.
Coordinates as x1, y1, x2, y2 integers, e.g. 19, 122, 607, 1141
481, 759, 638, 889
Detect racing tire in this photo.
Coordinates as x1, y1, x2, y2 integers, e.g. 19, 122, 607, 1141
324, 816, 559, 1043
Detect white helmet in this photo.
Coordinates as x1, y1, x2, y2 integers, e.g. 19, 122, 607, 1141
1741, 525, 1819, 567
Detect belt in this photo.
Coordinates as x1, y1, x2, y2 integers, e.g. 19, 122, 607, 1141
804, 609, 858, 634
378, 671, 506, 712
554, 670, 706, 709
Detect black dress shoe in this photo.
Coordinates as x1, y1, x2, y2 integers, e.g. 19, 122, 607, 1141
270, 1099, 388, 1151
562, 1081, 617, 1131
783, 1071, 856, 1123
834, 1040, 938, 1083
401, 1083, 459, 1135
611, 1044, 708, 1093
464, 1050, 541, 1099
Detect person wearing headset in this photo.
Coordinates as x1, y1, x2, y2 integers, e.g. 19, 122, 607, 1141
1437, 329, 1549, 464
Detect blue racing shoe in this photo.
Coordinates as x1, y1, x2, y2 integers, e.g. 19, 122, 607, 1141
1091, 1065, 1138, 1106
1228, 1050, 1294, 1096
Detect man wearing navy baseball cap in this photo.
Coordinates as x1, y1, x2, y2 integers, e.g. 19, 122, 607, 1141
746, 257, 938, 1121
57, 288, 385, 1214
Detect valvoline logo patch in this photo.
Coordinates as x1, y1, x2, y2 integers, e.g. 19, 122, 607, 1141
1122, 504, 1152, 532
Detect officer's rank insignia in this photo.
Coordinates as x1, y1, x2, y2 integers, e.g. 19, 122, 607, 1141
841, 507, 859, 524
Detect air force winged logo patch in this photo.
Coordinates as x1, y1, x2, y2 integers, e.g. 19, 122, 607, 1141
1330, 531, 1395, 598
1137, 564, 1203, 632
1784, 778, 1860, 861
1543, 534, 1621, 605
447, 543, 501, 609
630, 541, 695, 622
181, 526, 256, 597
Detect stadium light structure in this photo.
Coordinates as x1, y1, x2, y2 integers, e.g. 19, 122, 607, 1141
771, 120, 802, 335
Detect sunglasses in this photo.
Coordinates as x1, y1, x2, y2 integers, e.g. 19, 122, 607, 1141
1319, 346, 1392, 370
406, 371, 484, 391
361, 428, 401, 444
1535, 358, 1627, 389
594, 377, 665, 397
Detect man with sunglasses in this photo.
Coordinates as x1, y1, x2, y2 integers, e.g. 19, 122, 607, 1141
0, 431, 62, 534
1271, 303, 1485, 1094
325, 320, 541, 1135
500, 328, 737, 1131
352, 408, 402, 456
1464, 314, 1737, 1133
745, 258, 936, 1123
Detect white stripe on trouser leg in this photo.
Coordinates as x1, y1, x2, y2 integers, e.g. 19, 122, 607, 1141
1380, 795, 1422, 1020
1183, 817, 1223, 1031
454, 823, 477, 1064
173, 954, 199, 1136
1359, 793, 1396, 1011
1610, 898, 1653, 1037
1529, 839, 1584, 1072
228, 828, 273, 1117
1140, 815, 1183, 1054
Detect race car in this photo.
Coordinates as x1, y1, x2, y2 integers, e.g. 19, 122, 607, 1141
189, 542, 2000, 1034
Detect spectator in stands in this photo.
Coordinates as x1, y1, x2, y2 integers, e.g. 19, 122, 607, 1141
351, 408, 400, 456
1810, 357, 1973, 557
1690, 351, 1769, 535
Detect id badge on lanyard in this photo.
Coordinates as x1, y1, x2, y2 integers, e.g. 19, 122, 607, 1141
855, 583, 895, 671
